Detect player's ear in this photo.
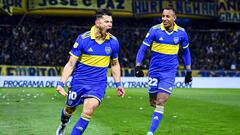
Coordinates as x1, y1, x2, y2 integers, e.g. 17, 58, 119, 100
173, 13, 176, 21
95, 19, 100, 27
174, 16, 176, 21
171, 11, 176, 21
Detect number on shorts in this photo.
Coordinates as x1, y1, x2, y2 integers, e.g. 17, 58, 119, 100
148, 77, 158, 86
68, 91, 77, 100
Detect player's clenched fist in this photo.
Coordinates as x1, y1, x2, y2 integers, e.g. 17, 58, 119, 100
56, 82, 68, 96
185, 71, 192, 84
116, 87, 125, 97
135, 66, 144, 77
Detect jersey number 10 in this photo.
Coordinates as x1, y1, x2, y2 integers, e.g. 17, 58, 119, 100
68, 91, 77, 100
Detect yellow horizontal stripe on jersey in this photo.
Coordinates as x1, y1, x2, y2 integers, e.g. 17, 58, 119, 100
151, 42, 179, 55
80, 54, 110, 67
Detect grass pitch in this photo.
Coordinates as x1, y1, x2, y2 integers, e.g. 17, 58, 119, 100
0, 88, 240, 135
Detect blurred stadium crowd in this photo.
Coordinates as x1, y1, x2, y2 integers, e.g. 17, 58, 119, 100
0, 16, 240, 70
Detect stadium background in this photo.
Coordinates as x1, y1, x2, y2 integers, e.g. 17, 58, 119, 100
0, 0, 240, 135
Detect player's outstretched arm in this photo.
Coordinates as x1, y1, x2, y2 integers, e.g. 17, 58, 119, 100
56, 56, 77, 96
111, 59, 125, 97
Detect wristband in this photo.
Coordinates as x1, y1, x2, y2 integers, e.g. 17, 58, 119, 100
57, 81, 65, 88
115, 82, 121, 88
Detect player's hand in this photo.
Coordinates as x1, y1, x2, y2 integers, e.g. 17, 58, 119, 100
135, 66, 144, 77
116, 87, 125, 97
185, 71, 192, 84
56, 86, 68, 96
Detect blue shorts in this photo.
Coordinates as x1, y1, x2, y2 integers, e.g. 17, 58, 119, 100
148, 76, 175, 95
66, 83, 107, 107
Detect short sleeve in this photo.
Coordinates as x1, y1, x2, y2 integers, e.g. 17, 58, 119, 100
69, 35, 83, 59
111, 40, 119, 60
142, 28, 155, 47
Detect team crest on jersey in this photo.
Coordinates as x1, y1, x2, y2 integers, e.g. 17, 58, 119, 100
105, 46, 111, 54
173, 37, 179, 44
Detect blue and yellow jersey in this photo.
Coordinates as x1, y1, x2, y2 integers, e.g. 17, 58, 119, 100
69, 26, 119, 85
143, 23, 189, 77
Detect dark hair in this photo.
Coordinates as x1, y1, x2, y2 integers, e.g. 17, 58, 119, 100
163, 7, 176, 15
96, 9, 112, 19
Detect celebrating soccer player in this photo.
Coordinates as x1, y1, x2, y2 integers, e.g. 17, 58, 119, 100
56, 9, 125, 135
135, 7, 192, 135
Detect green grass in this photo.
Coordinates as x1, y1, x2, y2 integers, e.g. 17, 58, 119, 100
0, 88, 240, 135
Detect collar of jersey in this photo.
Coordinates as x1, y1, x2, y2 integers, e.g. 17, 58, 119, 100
90, 25, 110, 40
160, 23, 178, 32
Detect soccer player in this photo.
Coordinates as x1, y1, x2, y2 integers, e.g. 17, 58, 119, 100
135, 7, 192, 135
56, 9, 125, 135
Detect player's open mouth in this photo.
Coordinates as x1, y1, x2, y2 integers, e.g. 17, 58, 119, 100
106, 29, 111, 33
